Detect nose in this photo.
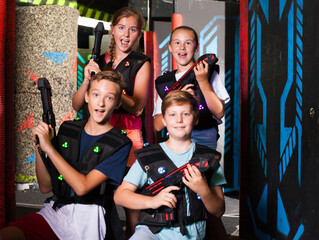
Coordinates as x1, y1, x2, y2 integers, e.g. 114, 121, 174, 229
98, 97, 105, 107
124, 28, 129, 36
180, 43, 185, 50
176, 114, 183, 123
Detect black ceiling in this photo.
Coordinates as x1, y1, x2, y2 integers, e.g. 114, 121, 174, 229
77, 0, 130, 14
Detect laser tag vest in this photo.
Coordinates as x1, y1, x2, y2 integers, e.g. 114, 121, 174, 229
155, 66, 219, 130
98, 51, 151, 97
135, 143, 217, 235
50, 119, 131, 209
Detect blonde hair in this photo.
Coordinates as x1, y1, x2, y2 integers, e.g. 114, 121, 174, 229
161, 91, 199, 121
108, 7, 145, 63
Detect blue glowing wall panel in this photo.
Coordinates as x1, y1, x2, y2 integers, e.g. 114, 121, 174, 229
242, 0, 319, 238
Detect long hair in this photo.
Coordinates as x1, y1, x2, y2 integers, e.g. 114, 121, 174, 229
108, 7, 145, 63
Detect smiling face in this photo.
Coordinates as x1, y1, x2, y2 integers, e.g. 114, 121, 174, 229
85, 79, 121, 125
168, 28, 199, 72
162, 102, 197, 141
111, 16, 140, 54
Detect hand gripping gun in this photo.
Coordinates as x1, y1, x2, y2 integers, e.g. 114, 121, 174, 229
155, 54, 219, 99
36, 78, 60, 188
140, 149, 221, 196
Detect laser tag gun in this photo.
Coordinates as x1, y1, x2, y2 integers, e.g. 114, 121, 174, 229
91, 22, 105, 76
36, 78, 59, 182
38, 78, 56, 135
140, 150, 221, 196
155, 54, 218, 99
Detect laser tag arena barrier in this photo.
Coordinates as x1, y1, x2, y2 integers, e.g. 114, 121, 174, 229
14, 5, 78, 186
239, 0, 319, 239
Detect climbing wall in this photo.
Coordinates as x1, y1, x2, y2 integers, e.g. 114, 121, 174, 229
15, 5, 79, 180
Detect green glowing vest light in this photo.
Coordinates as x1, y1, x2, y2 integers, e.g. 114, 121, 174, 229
94, 146, 101, 153
58, 175, 63, 181
62, 142, 69, 148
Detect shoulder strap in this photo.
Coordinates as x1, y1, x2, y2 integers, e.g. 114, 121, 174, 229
94, 127, 132, 164
135, 144, 177, 182
155, 71, 176, 99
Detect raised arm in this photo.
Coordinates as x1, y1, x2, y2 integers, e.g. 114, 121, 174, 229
120, 61, 151, 116
194, 60, 225, 120
33, 122, 108, 196
72, 60, 101, 111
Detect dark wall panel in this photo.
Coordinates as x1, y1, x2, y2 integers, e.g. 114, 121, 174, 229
241, 0, 319, 239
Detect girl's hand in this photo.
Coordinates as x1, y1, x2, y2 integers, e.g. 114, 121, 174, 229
84, 59, 101, 82
181, 83, 195, 96
182, 164, 210, 196
194, 60, 209, 84
32, 121, 54, 153
150, 185, 180, 209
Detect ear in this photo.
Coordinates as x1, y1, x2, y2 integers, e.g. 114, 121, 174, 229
115, 98, 122, 109
193, 116, 199, 127
195, 44, 199, 53
85, 91, 89, 103
168, 44, 173, 53
110, 25, 114, 35
161, 115, 167, 127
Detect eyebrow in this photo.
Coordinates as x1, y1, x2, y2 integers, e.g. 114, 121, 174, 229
117, 24, 138, 29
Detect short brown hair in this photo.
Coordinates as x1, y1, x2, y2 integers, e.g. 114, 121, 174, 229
88, 71, 125, 100
161, 91, 199, 120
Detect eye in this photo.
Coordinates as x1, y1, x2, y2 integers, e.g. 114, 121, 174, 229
130, 28, 137, 33
169, 113, 175, 117
118, 26, 124, 30
93, 93, 98, 97
184, 112, 190, 116
106, 96, 114, 101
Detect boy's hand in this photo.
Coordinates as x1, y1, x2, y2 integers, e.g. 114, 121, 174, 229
150, 185, 180, 209
182, 164, 210, 196
194, 60, 209, 84
181, 84, 195, 96
84, 59, 101, 82
32, 121, 54, 153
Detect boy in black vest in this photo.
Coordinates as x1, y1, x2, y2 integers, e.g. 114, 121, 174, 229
114, 90, 225, 240
0, 71, 132, 240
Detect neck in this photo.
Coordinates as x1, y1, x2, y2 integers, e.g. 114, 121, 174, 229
114, 49, 131, 61
176, 61, 195, 74
164, 138, 192, 154
84, 119, 113, 136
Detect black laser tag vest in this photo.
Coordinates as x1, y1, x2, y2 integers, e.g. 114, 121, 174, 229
135, 143, 217, 235
51, 119, 131, 208
98, 51, 151, 97
155, 67, 219, 130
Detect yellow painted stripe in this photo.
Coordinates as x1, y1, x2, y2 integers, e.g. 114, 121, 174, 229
68, 1, 77, 9
103, 13, 110, 22
57, 0, 65, 6
94, 10, 101, 20
86, 8, 93, 18
78, 5, 85, 15
33, 0, 42, 5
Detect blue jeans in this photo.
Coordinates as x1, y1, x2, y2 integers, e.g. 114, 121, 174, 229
191, 127, 218, 150
129, 226, 160, 240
